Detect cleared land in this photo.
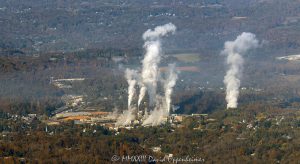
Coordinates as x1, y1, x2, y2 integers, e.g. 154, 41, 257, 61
171, 53, 201, 63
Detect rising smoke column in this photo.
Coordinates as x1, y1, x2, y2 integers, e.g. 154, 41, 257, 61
116, 68, 138, 126
138, 23, 176, 107
223, 32, 259, 109
142, 64, 178, 126
125, 69, 138, 109
164, 64, 178, 114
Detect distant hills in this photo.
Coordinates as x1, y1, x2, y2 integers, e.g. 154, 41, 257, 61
1, 0, 300, 58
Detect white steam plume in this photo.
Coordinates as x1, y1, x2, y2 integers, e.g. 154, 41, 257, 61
164, 64, 178, 114
142, 64, 178, 126
223, 32, 259, 109
138, 23, 176, 107
125, 68, 138, 109
142, 23, 177, 40
137, 85, 146, 108
140, 41, 160, 106
116, 68, 138, 126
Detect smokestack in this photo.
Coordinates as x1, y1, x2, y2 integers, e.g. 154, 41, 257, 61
116, 68, 138, 126
138, 23, 176, 107
222, 32, 259, 109
137, 85, 146, 108
164, 64, 178, 114
141, 64, 178, 126
125, 68, 138, 109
